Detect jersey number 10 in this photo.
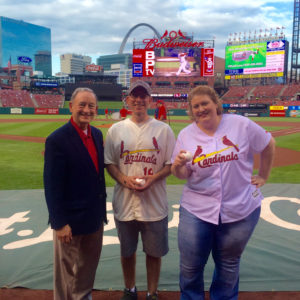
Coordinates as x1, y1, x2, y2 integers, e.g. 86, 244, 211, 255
143, 167, 153, 176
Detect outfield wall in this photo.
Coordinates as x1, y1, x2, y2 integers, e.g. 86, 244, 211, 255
0, 107, 299, 117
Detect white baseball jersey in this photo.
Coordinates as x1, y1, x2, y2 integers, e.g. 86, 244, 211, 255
171, 114, 272, 225
105, 118, 175, 222
177, 53, 191, 75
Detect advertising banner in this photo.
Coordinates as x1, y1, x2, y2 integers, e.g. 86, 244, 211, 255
288, 105, 300, 110
132, 49, 155, 77
289, 110, 300, 117
17, 56, 32, 63
243, 112, 260, 117
270, 106, 285, 111
34, 82, 59, 87
85, 64, 102, 72
225, 42, 267, 70
270, 110, 286, 117
201, 48, 214, 76
225, 40, 286, 79
34, 108, 59, 115
225, 72, 283, 79
10, 108, 22, 114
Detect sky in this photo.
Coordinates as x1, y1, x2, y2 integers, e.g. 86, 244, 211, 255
0, 0, 294, 75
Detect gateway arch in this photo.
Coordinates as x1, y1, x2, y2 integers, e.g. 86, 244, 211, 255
118, 23, 161, 54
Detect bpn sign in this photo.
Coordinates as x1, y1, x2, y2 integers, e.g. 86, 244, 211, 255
17, 56, 32, 63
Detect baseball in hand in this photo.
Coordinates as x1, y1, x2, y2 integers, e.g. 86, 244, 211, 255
135, 178, 146, 185
182, 151, 193, 161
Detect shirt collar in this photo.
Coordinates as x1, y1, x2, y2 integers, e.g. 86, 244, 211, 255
70, 117, 92, 139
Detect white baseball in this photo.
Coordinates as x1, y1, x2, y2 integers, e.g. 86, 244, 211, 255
182, 151, 193, 161
135, 178, 146, 185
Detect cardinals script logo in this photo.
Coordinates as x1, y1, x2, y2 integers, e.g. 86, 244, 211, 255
120, 137, 160, 165
192, 136, 239, 168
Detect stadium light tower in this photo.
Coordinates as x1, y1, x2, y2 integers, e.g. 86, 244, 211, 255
291, 0, 300, 82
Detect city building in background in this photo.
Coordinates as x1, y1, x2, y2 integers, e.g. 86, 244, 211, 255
35, 51, 52, 77
60, 54, 91, 74
97, 53, 132, 71
3, 64, 33, 90
34, 51, 52, 77
54, 72, 76, 85
96, 54, 132, 88
104, 64, 131, 88
0, 16, 51, 74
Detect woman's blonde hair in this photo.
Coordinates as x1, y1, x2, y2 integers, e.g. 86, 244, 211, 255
187, 86, 223, 120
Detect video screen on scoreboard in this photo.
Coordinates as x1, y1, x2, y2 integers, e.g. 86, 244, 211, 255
225, 40, 286, 78
153, 48, 200, 77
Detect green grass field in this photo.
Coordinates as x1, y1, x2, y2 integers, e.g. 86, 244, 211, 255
0, 115, 299, 190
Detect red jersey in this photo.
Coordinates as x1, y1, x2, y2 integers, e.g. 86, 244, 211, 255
158, 105, 167, 120
120, 108, 128, 118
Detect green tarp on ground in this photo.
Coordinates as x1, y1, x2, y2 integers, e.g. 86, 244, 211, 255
0, 184, 299, 291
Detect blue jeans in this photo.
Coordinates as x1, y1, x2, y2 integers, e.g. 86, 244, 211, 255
178, 206, 261, 300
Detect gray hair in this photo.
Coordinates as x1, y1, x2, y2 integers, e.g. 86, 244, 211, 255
70, 87, 97, 102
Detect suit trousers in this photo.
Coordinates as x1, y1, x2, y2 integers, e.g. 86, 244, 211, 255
53, 225, 104, 300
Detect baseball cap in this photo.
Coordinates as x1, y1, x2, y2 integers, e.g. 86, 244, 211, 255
128, 80, 151, 96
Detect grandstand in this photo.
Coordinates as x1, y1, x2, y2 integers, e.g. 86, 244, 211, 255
0, 90, 64, 108
0, 90, 34, 107
32, 94, 64, 108
280, 84, 300, 101
1, 82, 299, 109
221, 83, 300, 105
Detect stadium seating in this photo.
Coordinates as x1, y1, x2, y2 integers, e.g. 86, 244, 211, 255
251, 84, 283, 98
222, 86, 254, 99
0, 90, 64, 108
33, 94, 64, 108
221, 84, 300, 104
280, 84, 300, 101
0, 90, 34, 107
280, 100, 300, 106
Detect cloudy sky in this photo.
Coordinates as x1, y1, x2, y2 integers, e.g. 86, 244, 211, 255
0, 0, 294, 75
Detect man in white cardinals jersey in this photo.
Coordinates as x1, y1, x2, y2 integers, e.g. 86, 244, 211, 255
176, 52, 191, 76
104, 80, 175, 300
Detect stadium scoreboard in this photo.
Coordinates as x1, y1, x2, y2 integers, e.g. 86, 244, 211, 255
225, 40, 288, 80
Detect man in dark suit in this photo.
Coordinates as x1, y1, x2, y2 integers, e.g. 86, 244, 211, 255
44, 87, 107, 300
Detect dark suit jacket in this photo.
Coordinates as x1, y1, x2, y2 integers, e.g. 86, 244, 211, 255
43, 121, 107, 236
